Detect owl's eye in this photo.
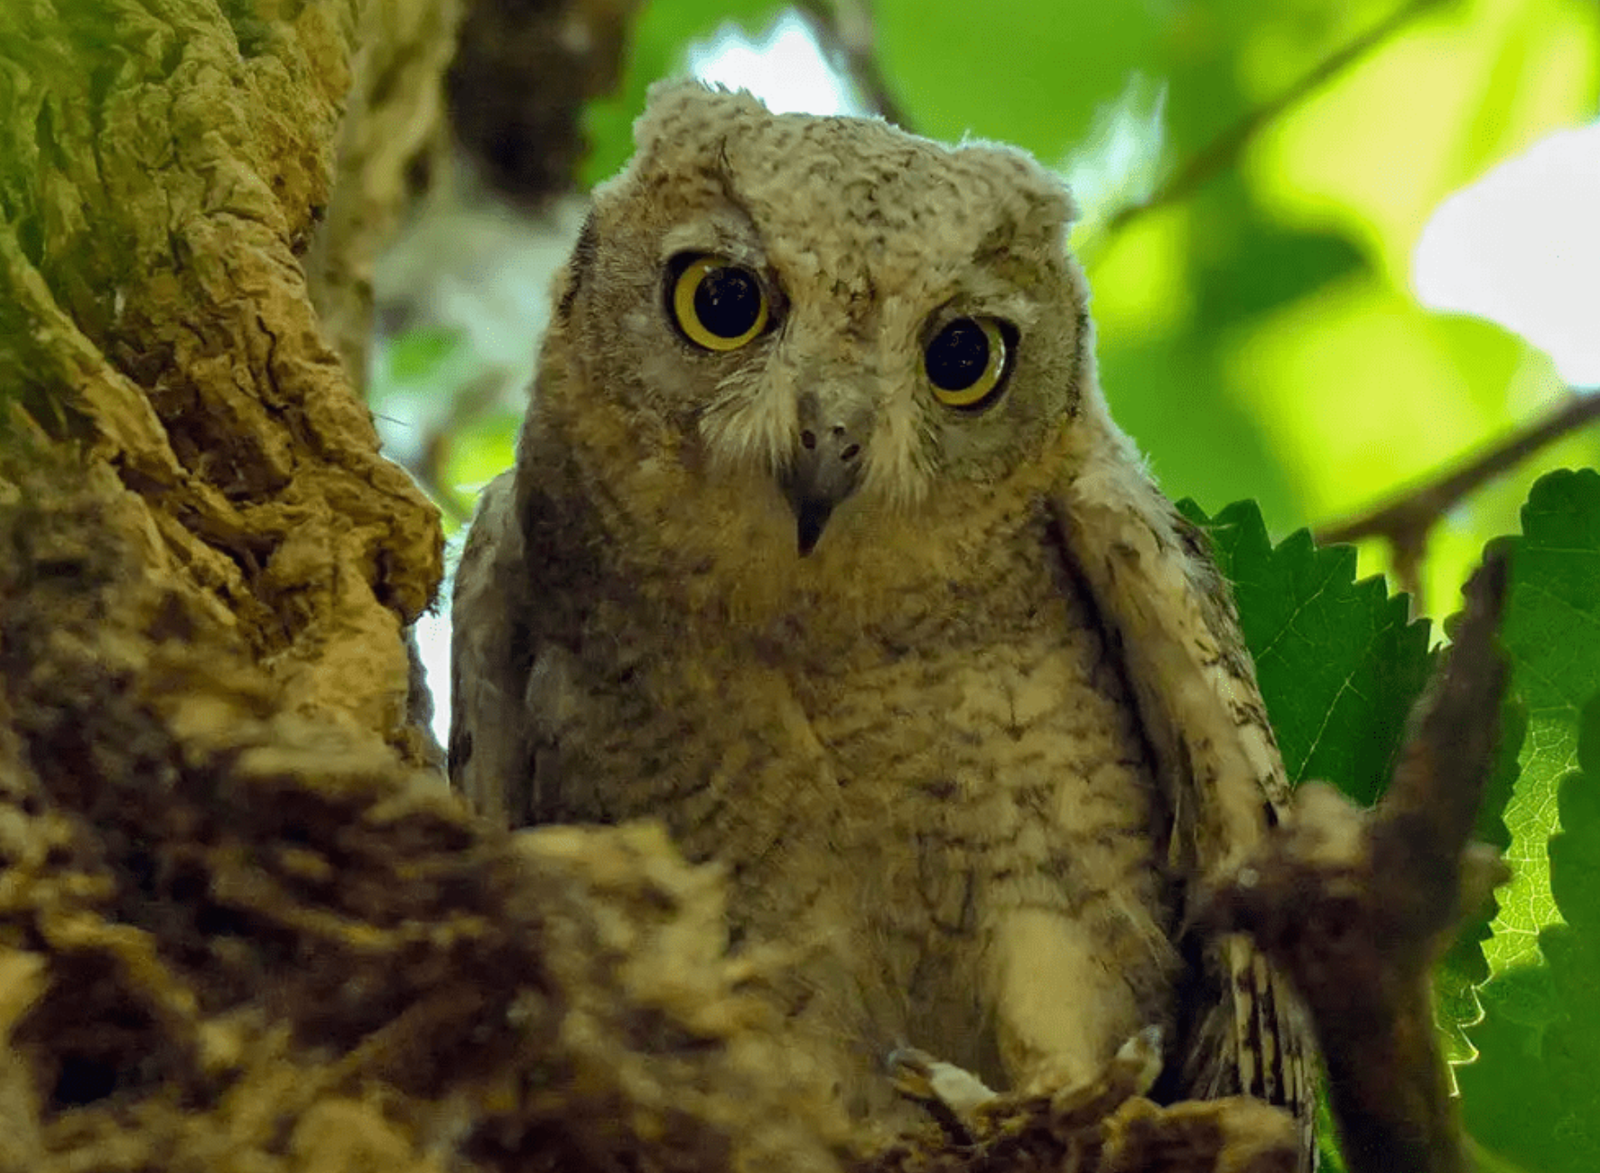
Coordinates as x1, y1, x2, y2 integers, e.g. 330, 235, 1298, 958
924, 316, 1013, 411
669, 255, 770, 351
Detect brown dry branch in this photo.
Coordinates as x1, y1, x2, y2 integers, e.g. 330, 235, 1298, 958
1317, 386, 1600, 601
795, 0, 914, 130
1202, 555, 1512, 1173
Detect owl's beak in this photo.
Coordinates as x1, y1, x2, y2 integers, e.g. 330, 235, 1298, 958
781, 425, 863, 556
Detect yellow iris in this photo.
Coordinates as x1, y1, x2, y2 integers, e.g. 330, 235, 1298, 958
925, 316, 1008, 409
671, 256, 769, 351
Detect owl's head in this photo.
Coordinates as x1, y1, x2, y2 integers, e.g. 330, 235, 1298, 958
537, 82, 1095, 594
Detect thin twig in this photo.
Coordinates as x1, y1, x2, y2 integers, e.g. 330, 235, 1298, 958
1316, 387, 1600, 567
1102, 0, 1451, 238
794, 0, 914, 129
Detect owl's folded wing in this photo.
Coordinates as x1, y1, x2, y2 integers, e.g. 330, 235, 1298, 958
1047, 384, 1315, 1167
449, 469, 535, 827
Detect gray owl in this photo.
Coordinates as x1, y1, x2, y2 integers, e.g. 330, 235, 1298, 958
450, 81, 1313, 1162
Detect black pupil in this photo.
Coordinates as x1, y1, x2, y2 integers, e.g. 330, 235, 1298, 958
694, 267, 762, 338
926, 320, 989, 391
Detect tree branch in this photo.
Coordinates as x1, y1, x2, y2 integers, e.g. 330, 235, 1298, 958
1202, 554, 1512, 1173
1102, 0, 1450, 239
1316, 387, 1600, 571
794, 0, 915, 130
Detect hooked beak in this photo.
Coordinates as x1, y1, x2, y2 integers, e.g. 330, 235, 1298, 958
780, 422, 864, 556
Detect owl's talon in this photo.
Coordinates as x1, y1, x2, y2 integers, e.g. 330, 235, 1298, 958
1044, 1025, 1166, 1125
888, 1046, 998, 1116
1112, 1023, 1164, 1094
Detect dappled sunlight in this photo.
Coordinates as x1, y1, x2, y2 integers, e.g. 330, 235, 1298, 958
1414, 120, 1600, 386
689, 10, 859, 115
1244, 0, 1598, 280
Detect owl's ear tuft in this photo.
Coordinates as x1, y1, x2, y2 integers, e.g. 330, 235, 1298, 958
956, 142, 1078, 224
1007, 154, 1079, 234
633, 79, 769, 157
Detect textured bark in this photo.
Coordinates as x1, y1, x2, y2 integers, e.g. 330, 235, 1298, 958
0, 0, 442, 762
307, 0, 465, 389
0, 467, 851, 1173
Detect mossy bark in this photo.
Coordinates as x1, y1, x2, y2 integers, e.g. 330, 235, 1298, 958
0, 0, 441, 757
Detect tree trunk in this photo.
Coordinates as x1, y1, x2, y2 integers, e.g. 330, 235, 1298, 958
1, 0, 442, 751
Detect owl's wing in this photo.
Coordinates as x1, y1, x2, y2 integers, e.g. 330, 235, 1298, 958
1047, 384, 1315, 1159
449, 469, 534, 826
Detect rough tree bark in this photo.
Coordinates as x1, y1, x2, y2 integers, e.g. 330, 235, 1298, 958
0, 0, 441, 754
0, 3, 1508, 1171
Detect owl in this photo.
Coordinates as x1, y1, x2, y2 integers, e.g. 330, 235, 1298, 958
450, 80, 1313, 1162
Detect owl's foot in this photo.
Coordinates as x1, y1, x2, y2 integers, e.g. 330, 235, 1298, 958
888, 1047, 997, 1113
887, 1026, 1164, 1142
1038, 1025, 1164, 1126
887, 1046, 996, 1139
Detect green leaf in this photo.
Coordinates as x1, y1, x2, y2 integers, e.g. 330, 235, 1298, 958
1183, 498, 1433, 804
1487, 469, 1600, 974
1435, 695, 1526, 1065
1462, 694, 1600, 1170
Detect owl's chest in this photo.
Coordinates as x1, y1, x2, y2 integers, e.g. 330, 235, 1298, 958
551, 554, 1162, 905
